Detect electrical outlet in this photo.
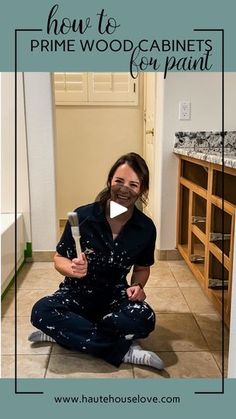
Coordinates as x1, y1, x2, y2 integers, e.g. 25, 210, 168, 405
179, 101, 191, 120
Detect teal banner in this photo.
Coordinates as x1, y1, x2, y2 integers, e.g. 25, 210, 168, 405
0, 0, 235, 72
0, 379, 236, 419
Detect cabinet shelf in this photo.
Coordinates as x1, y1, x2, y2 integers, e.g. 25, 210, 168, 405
191, 224, 206, 245
211, 194, 235, 215
182, 159, 208, 189
177, 155, 235, 327
213, 169, 236, 206
195, 262, 205, 278
180, 177, 207, 199
178, 243, 205, 283
192, 193, 207, 234
210, 289, 228, 315
208, 242, 230, 270
210, 232, 231, 242
209, 278, 229, 289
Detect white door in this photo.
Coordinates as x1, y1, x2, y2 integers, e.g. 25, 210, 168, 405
143, 73, 156, 219
53, 72, 141, 220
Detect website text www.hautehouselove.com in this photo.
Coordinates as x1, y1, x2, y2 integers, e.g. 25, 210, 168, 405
53, 393, 181, 405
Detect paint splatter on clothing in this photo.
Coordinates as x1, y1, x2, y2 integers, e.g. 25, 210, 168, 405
57, 201, 156, 290
30, 202, 157, 366
31, 286, 156, 366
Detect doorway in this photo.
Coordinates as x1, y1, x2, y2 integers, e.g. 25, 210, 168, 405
53, 72, 145, 232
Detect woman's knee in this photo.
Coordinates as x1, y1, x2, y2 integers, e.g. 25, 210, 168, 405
30, 296, 52, 327
120, 300, 156, 334
139, 301, 156, 332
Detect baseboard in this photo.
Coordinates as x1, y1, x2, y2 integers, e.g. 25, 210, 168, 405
32, 251, 55, 262
156, 249, 183, 261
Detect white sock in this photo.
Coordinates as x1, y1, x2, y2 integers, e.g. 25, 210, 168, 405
28, 330, 56, 343
123, 343, 164, 370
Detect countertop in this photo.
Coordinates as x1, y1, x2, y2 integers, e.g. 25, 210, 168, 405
173, 131, 236, 169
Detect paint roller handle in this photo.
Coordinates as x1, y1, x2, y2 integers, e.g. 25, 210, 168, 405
74, 236, 82, 259
71, 226, 82, 258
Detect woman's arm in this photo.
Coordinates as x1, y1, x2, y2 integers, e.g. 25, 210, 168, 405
54, 252, 88, 278
130, 265, 150, 288
127, 265, 150, 301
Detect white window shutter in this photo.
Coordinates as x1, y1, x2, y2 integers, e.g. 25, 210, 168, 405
54, 72, 88, 104
54, 72, 138, 105
88, 73, 138, 104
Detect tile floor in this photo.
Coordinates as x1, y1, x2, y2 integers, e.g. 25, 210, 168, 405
1, 259, 229, 378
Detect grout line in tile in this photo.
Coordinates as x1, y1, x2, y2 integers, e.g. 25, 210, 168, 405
190, 313, 212, 351
209, 353, 222, 375
44, 344, 53, 378
177, 286, 196, 314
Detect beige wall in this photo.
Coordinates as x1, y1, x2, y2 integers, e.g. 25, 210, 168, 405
55, 76, 144, 219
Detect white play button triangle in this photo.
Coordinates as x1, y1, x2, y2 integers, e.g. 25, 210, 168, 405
110, 201, 128, 219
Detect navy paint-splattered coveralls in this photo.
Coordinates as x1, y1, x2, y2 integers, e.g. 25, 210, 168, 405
31, 202, 156, 367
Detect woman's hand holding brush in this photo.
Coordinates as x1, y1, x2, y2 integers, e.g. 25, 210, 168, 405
66, 211, 88, 278
54, 252, 88, 279
54, 211, 88, 278
71, 253, 88, 278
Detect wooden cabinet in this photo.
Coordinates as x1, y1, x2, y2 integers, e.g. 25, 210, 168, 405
177, 155, 236, 326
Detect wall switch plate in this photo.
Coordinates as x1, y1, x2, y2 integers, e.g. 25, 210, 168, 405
179, 100, 191, 120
